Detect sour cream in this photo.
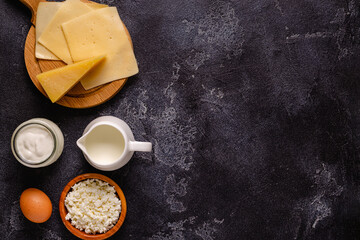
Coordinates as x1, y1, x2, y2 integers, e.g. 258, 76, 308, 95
15, 125, 54, 162
11, 118, 64, 168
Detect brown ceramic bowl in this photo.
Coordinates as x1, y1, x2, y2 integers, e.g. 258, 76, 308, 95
59, 173, 127, 240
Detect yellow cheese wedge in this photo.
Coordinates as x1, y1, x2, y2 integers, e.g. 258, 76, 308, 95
38, 0, 93, 64
62, 7, 139, 90
35, 1, 108, 60
37, 55, 105, 103
35, 2, 62, 60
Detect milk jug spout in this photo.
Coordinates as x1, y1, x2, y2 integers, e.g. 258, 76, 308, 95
76, 132, 89, 155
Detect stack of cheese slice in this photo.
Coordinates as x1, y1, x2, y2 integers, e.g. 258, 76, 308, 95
35, 0, 138, 102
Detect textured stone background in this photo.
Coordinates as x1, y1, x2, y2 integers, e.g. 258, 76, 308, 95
1, 0, 360, 239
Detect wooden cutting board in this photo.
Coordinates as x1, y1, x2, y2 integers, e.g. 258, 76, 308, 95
20, 0, 130, 108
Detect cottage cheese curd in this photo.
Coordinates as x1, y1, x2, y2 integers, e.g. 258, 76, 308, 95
65, 179, 121, 234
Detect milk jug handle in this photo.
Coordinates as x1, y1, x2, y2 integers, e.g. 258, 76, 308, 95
128, 141, 152, 152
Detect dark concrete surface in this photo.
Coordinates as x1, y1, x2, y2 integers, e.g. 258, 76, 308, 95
1, 0, 360, 239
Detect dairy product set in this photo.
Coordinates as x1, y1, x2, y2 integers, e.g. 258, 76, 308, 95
15, 0, 151, 237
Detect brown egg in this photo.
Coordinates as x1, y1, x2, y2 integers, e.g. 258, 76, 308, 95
20, 188, 52, 223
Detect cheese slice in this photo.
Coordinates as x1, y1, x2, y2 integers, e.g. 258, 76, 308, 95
35, 2, 62, 60
37, 55, 105, 103
38, 0, 93, 64
62, 7, 139, 90
87, 1, 108, 9
35, 1, 108, 60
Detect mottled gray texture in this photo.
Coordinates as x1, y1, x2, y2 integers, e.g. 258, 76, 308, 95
1, 0, 360, 239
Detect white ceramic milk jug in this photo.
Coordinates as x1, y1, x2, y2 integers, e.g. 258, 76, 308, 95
77, 116, 152, 171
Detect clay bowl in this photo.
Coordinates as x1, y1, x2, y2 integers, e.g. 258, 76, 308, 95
59, 173, 127, 240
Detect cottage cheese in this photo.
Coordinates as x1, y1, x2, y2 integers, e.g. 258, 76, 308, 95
65, 178, 121, 234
